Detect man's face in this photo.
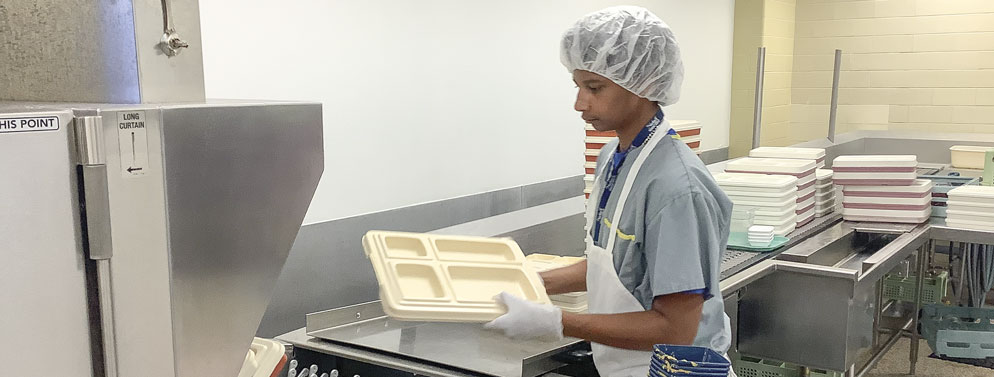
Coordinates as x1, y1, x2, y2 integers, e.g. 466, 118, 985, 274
572, 70, 645, 132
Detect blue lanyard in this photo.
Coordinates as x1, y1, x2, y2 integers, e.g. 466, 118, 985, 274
592, 109, 675, 243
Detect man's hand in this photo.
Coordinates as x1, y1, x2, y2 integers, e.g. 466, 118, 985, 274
484, 292, 564, 341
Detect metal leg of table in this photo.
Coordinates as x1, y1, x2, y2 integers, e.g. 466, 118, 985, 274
873, 280, 884, 348
909, 240, 932, 375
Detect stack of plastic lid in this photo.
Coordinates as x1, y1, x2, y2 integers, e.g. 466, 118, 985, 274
724, 158, 817, 228
833, 155, 918, 186
669, 120, 703, 154
842, 179, 934, 223
749, 146, 827, 168
748, 225, 775, 247
815, 169, 836, 217
651, 344, 731, 377
583, 121, 703, 197
583, 125, 612, 197
526, 254, 588, 313
714, 172, 799, 236
946, 186, 994, 231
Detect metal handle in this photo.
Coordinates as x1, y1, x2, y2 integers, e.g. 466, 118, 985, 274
752, 47, 766, 149
828, 49, 842, 143
75, 116, 105, 166
74, 116, 113, 260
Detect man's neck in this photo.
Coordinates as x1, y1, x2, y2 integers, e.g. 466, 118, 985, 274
616, 104, 660, 151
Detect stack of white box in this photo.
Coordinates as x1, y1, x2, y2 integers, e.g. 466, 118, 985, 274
815, 169, 836, 217
714, 172, 799, 236
841, 179, 934, 223
834, 155, 932, 224
725, 158, 818, 229
946, 186, 994, 231
832, 155, 918, 186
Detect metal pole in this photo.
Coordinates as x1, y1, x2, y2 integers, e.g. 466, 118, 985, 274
909, 240, 931, 375
752, 47, 766, 149
828, 49, 842, 143
873, 281, 884, 348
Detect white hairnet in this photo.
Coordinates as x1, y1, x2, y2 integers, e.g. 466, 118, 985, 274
561, 6, 684, 106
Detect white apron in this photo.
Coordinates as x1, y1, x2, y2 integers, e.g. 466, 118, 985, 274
583, 120, 736, 377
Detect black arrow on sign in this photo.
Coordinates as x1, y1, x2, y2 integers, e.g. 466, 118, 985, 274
127, 167, 143, 173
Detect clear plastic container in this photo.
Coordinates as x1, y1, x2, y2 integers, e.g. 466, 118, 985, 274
730, 207, 756, 234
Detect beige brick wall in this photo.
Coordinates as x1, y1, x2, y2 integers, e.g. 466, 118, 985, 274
729, 0, 798, 158
791, 0, 994, 138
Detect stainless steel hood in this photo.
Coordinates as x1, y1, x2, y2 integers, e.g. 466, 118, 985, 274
0, 100, 324, 377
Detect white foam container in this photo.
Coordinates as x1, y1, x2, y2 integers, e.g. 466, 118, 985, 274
772, 223, 797, 236
945, 209, 994, 224
754, 213, 799, 228
834, 171, 917, 185
945, 218, 994, 232
725, 158, 817, 177
725, 189, 799, 203
835, 186, 845, 211
729, 196, 799, 211
843, 207, 932, 224
816, 190, 835, 202
363, 231, 551, 322
748, 204, 798, 218
797, 196, 816, 212
833, 155, 918, 168
749, 147, 826, 167
714, 172, 799, 192
844, 195, 931, 206
797, 173, 817, 189
948, 186, 994, 206
946, 201, 994, 213
816, 196, 836, 208
950, 146, 994, 170
797, 208, 816, 226
816, 182, 835, 196
749, 225, 775, 234
843, 179, 934, 196
798, 185, 817, 201
815, 207, 835, 217
816, 169, 833, 181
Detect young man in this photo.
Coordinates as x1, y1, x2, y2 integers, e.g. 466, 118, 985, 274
485, 6, 735, 377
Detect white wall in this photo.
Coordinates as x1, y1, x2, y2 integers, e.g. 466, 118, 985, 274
199, 0, 734, 225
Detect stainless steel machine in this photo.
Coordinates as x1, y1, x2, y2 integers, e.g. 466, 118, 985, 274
1, 2, 324, 377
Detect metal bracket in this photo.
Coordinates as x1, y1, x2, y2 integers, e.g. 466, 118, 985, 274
74, 116, 113, 260
160, 30, 190, 57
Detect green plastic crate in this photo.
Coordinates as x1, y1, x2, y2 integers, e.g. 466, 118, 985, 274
920, 304, 994, 359
882, 271, 948, 304
732, 355, 843, 377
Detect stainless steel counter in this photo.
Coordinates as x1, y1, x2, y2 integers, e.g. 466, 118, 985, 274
280, 302, 584, 377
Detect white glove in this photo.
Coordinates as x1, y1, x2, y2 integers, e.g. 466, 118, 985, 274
484, 291, 564, 341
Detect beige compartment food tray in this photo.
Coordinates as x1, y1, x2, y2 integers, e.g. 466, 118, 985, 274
363, 231, 551, 322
